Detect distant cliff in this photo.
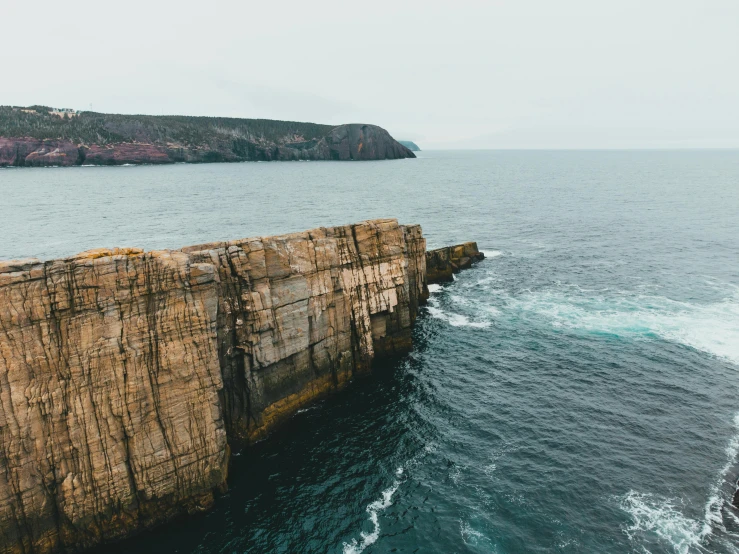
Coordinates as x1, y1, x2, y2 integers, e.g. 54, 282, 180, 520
398, 140, 420, 151
0, 106, 416, 166
0, 221, 483, 553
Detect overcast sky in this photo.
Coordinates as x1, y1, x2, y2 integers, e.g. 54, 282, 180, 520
3, 0, 738, 148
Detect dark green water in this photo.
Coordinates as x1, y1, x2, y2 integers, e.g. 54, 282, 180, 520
2, 151, 738, 553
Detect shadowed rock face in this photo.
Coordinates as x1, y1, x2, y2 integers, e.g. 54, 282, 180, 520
324, 124, 415, 161
0, 219, 427, 553
426, 242, 485, 284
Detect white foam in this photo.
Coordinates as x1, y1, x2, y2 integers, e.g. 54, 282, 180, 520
427, 283, 442, 294
426, 305, 491, 328
481, 250, 503, 258
701, 412, 739, 537
509, 289, 739, 365
342, 468, 403, 554
620, 491, 702, 554
621, 411, 739, 552
460, 520, 488, 545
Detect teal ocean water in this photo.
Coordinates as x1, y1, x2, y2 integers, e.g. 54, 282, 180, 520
2, 150, 739, 553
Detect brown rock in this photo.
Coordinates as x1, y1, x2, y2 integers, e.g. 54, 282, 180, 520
0, 218, 486, 553
0, 219, 427, 553
425, 242, 485, 285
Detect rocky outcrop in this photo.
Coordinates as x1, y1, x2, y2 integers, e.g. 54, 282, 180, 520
0, 138, 83, 167
323, 125, 414, 161
0, 219, 429, 553
426, 242, 485, 284
0, 106, 416, 166
398, 141, 420, 152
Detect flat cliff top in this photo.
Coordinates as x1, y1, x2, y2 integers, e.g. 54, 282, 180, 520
0, 218, 407, 268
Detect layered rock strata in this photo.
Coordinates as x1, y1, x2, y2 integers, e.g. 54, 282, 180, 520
425, 242, 485, 284
0, 219, 427, 553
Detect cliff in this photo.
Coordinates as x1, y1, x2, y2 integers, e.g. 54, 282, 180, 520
0, 219, 433, 553
398, 140, 421, 152
0, 106, 416, 166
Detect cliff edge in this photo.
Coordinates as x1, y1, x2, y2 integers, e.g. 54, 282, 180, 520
0, 222, 485, 553
0, 107, 415, 166
0, 220, 430, 552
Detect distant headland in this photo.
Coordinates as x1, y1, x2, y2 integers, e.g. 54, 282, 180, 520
398, 140, 420, 151
0, 106, 415, 166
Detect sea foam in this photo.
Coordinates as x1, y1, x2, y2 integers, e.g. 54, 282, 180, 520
342, 467, 404, 554
508, 289, 739, 366
426, 304, 491, 329
620, 491, 702, 554
620, 411, 739, 553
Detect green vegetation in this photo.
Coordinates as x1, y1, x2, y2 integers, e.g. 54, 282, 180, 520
0, 106, 334, 146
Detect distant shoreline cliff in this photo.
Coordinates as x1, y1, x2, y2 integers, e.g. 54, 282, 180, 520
398, 140, 420, 151
0, 106, 415, 166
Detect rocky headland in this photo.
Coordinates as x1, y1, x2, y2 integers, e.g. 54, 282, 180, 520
0, 220, 483, 553
0, 107, 415, 167
398, 140, 421, 152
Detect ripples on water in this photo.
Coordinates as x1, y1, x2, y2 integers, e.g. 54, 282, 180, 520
2, 150, 739, 553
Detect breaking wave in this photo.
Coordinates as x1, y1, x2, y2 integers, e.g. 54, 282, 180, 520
621, 491, 703, 554
620, 412, 739, 553
424, 270, 739, 365
508, 289, 739, 365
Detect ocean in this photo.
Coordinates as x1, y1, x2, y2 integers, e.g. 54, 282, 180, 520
1, 150, 738, 553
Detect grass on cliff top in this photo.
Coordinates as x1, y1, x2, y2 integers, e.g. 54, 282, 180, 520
0, 106, 335, 146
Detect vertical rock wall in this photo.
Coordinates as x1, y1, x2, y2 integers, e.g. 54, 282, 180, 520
0, 249, 228, 553
0, 219, 426, 553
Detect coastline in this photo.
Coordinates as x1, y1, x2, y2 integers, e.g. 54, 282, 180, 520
0, 220, 482, 553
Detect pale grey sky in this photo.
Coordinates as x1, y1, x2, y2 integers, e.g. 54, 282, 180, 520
3, 0, 738, 148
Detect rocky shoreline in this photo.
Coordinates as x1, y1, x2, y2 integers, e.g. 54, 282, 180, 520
0, 221, 482, 553
0, 107, 415, 167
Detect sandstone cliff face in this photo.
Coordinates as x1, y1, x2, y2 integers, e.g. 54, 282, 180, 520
0, 138, 83, 167
0, 220, 426, 553
0, 249, 228, 553
181, 220, 426, 442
